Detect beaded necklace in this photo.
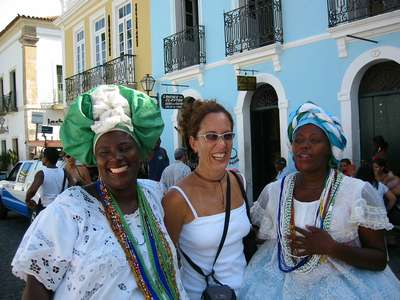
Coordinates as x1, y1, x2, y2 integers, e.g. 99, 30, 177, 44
96, 180, 180, 299
277, 169, 343, 273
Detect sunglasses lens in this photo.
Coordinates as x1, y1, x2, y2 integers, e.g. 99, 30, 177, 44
205, 133, 219, 141
223, 133, 234, 141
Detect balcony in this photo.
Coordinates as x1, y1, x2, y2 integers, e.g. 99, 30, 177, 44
328, 0, 400, 27
224, 0, 283, 57
0, 91, 17, 115
65, 54, 135, 103
163, 25, 206, 74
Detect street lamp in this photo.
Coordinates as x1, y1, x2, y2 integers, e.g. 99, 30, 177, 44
140, 74, 156, 95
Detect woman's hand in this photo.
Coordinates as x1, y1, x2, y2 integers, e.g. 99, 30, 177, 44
291, 226, 337, 256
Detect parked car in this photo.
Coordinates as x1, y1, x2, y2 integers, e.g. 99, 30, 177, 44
0, 159, 65, 221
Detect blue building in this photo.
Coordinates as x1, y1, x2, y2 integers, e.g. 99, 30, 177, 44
150, 0, 400, 201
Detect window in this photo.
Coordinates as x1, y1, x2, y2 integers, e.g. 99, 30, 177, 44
175, 0, 199, 32
75, 29, 85, 73
12, 138, 18, 161
56, 65, 63, 102
7, 162, 21, 182
1, 140, 6, 155
117, 2, 133, 56
10, 70, 16, 109
17, 162, 33, 183
94, 18, 106, 66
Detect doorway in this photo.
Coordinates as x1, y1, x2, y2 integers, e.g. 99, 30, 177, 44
359, 61, 400, 174
250, 83, 280, 200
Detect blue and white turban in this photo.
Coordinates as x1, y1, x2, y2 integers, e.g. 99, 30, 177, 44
287, 102, 347, 164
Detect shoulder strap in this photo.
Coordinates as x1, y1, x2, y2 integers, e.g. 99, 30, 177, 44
169, 186, 199, 219
179, 173, 231, 285
230, 170, 251, 220
61, 169, 67, 192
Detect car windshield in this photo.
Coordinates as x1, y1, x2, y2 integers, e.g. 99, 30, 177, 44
7, 162, 22, 181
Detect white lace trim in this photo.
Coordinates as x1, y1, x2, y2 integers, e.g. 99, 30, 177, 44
350, 198, 393, 231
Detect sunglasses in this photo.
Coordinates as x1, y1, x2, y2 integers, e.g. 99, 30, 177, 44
197, 132, 235, 143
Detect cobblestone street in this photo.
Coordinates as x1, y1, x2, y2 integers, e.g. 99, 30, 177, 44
0, 212, 29, 300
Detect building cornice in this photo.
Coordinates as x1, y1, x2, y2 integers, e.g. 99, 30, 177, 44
328, 9, 400, 58
162, 64, 205, 86
226, 43, 282, 72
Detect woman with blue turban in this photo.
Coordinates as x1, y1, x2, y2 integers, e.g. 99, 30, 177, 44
239, 102, 400, 299
12, 85, 188, 299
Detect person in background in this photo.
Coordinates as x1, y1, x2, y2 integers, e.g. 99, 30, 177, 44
274, 157, 287, 180
63, 154, 92, 186
373, 158, 400, 225
372, 135, 388, 161
339, 158, 356, 177
26, 148, 67, 216
355, 162, 397, 210
12, 85, 187, 299
239, 102, 400, 299
148, 138, 169, 181
163, 100, 250, 299
160, 147, 191, 193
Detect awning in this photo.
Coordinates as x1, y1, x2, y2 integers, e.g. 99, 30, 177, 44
27, 140, 63, 148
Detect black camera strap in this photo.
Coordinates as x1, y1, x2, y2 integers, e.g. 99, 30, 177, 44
180, 173, 231, 286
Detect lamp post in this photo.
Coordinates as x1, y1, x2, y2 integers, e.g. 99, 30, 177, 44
140, 74, 159, 106
140, 74, 156, 95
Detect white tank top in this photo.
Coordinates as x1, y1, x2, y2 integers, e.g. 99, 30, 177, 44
171, 186, 250, 300
37, 167, 66, 207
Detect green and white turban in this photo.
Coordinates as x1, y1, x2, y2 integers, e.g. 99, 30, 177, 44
287, 101, 347, 164
60, 85, 164, 166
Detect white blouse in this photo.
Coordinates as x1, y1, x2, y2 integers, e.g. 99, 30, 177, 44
252, 174, 393, 243
12, 180, 188, 300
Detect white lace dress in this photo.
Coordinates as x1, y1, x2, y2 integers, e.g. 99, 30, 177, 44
239, 174, 400, 300
12, 179, 188, 300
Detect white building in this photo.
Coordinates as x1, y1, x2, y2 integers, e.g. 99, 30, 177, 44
0, 15, 64, 162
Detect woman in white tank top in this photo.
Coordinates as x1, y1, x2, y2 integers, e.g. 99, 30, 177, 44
163, 100, 251, 299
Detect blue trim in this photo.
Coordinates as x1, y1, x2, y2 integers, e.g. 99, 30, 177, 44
1, 189, 29, 218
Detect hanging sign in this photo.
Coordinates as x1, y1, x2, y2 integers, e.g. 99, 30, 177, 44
39, 125, 53, 134
32, 112, 44, 124
237, 75, 256, 91
161, 94, 184, 109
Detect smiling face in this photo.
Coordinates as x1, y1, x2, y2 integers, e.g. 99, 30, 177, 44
190, 112, 233, 173
95, 130, 140, 191
292, 124, 331, 173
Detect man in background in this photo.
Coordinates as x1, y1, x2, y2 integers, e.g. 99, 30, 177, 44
160, 147, 191, 192
148, 138, 169, 181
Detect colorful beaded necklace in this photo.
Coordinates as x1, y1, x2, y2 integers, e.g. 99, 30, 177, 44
96, 179, 180, 300
277, 169, 343, 273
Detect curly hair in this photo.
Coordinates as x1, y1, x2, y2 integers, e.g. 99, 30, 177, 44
178, 99, 234, 140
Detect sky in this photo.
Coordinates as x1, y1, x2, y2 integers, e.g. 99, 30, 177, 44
0, 0, 61, 32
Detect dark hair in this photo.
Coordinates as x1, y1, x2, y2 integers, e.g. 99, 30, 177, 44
355, 162, 378, 188
174, 147, 187, 160
178, 99, 234, 140
373, 135, 388, 150
372, 158, 389, 174
340, 158, 351, 165
43, 148, 60, 165
275, 157, 287, 166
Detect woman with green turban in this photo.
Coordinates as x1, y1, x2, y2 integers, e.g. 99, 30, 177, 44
12, 85, 188, 299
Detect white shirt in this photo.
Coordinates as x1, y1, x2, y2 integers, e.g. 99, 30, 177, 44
160, 161, 191, 192
171, 186, 250, 300
37, 167, 66, 207
12, 180, 188, 299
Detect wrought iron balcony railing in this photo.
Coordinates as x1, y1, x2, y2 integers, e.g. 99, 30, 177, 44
328, 0, 400, 27
163, 25, 206, 74
224, 0, 283, 57
0, 91, 17, 115
65, 54, 135, 103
